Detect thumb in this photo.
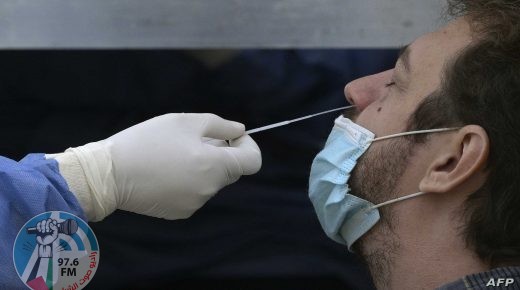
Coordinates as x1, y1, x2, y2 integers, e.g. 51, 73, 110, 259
224, 135, 262, 175
201, 114, 245, 140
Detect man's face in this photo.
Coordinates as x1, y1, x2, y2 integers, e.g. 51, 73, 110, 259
344, 17, 473, 201
343, 17, 473, 282
345, 17, 472, 139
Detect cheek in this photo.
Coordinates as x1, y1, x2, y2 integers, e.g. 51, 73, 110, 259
355, 103, 395, 136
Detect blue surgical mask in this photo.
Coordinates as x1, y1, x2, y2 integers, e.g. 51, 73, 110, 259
309, 115, 458, 251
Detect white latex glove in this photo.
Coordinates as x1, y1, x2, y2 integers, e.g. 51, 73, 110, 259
49, 113, 262, 221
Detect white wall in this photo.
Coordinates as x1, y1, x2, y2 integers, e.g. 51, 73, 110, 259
0, 0, 447, 48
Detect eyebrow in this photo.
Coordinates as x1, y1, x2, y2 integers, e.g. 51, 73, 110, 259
397, 44, 411, 74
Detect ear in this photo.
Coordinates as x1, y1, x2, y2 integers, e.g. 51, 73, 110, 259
419, 125, 489, 194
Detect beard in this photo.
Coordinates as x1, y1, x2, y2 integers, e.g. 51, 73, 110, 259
349, 136, 414, 289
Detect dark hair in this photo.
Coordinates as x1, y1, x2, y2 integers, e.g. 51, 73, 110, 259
407, 0, 520, 266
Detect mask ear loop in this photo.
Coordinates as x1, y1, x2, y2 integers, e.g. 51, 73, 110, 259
366, 127, 462, 210
370, 127, 460, 142
370, 191, 428, 210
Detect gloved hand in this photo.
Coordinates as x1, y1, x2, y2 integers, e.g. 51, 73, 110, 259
48, 113, 262, 221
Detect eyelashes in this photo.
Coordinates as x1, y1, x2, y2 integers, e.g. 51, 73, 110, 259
385, 81, 396, 87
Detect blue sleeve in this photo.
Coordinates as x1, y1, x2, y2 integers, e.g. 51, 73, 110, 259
0, 153, 86, 289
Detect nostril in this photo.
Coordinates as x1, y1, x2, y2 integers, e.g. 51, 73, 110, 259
344, 85, 355, 105
346, 94, 354, 105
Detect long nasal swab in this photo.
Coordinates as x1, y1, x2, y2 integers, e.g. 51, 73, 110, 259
245, 105, 355, 135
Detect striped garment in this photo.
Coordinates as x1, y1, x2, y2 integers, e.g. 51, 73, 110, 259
437, 267, 520, 290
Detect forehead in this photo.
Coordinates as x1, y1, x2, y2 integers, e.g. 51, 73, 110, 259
404, 17, 473, 94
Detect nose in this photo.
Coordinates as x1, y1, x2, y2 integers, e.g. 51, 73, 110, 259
344, 69, 394, 111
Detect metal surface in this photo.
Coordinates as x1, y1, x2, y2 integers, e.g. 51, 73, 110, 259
0, 0, 447, 48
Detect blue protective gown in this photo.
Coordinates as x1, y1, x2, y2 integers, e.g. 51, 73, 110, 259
0, 154, 85, 289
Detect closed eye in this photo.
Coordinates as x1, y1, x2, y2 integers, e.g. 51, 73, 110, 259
385, 81, 396, 87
